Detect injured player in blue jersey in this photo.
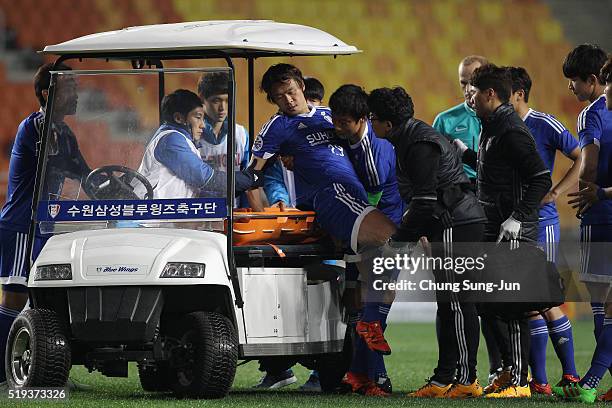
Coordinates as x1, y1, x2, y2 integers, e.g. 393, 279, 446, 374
252, 64, 396, 253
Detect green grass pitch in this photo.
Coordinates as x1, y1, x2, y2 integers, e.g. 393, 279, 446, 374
2, 320, 610, 407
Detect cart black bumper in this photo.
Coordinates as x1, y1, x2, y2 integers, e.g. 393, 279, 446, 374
32, 286, 163, 344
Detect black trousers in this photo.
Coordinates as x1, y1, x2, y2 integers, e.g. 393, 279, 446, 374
430, 222, 484, 385
479, 227, 531, 386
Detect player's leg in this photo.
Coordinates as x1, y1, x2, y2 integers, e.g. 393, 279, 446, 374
360, 263, 395, 396
480, 315, 504, 386
0, 230, 31, 384
553, 293, 611, 404
313, 183, 396, 356
419, 223, 483, 398
356, 209, 396, 249
542, 306, 579, 385
253, 357, 298, 389
409, 226, 455, 397
581, 224, 605, 339
485, 318, 531, 398
341, 263, 370, 393
444, 223, 484, 398
528, 314, 550, 393
528, 223, 554, 394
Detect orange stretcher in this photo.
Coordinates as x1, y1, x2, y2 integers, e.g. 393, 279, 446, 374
230, 208, 325, 246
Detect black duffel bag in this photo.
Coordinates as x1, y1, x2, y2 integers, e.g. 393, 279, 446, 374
473, 241, 565, 320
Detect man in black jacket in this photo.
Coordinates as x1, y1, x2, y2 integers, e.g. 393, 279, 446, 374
457, 64, 552, 398
368, 87, 487, 398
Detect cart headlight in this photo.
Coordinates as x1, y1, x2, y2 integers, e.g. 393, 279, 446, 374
35, 264, 72, 281
160, 263, 206, 278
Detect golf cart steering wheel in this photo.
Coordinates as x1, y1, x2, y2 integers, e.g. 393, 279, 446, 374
85, 165, 154, 200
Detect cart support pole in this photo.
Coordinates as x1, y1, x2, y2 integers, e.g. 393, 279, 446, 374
248, 57, 255, 148
223, 56, 244, 308
25, 60, 64, 294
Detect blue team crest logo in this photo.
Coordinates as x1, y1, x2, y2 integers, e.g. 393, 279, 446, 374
253, 135, 263, 152
48, 204, 61, 219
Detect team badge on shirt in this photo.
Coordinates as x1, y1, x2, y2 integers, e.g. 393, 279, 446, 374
253, 135, 263, 152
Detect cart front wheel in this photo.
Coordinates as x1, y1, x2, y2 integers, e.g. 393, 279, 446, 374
167, 312, 238, 398
6, 308, 71, 388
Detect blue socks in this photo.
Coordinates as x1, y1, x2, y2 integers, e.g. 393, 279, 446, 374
592, 303, 605, 340
580, 318, 612, 390
356, 303, 391, 380
529, 318, 549, 384
362, 302, 391, 328
547, 316, 579, 378
0, 304, 21, 383
349, 310, 367, 374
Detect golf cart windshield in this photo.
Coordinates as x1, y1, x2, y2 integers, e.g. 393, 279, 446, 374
36, 68, 230, 235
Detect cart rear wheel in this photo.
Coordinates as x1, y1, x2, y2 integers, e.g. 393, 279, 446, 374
5, 308, 71, 388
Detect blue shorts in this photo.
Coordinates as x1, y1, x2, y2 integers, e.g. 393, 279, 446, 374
537, 221, 560, 264
311, 182, 375, 253
0, 229, 47, 289
580, 224, 612, 284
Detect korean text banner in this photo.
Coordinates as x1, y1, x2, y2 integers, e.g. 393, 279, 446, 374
37, 198, 227, 221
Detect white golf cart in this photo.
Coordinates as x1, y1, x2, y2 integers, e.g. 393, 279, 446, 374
5, 21, 360, 398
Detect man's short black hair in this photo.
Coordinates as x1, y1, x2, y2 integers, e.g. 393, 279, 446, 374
470, 64, 512, 103
34, 62, 72, 107
507, 66, 532, 103
260, 63, 304, 103
563, 43, 607, 84
328, 84, 369, 120
367, 87, 414, 126
160, 89, 202, 124
304, 77, 325, 102
197, 71, 230, 100
600, 55, 612, 84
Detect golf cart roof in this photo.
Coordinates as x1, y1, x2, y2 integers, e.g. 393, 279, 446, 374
41, 20, 361, 58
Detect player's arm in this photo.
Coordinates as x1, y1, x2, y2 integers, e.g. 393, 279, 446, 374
454, 139, 477, 171
573, 144, 599, 214
155, 132, 214, 188
543, 128, 582, 204
263, 159, 291, 207
568, 180, 612, 210
245, 189, 265, 211
393, 141, 440, 243
60, 126, 94, 180
502, 130, 552, 221
348, 130, 384, 195
545, 146, 581, 203
574, 109, 603, 214
579, 145, 599, 183
240, 128, 265, 210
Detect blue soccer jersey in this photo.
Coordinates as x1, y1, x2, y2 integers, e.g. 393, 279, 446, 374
252, 106, 363, 204
523, 108, 578, 225
0, 111, 44, 233
1, 110, 94, 235
577, 95, 612, 225
348, 121, 404, 225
